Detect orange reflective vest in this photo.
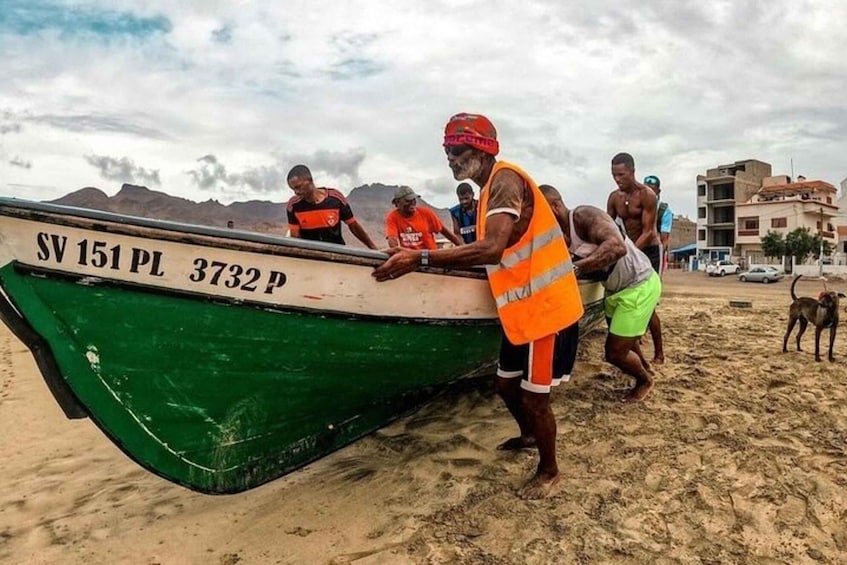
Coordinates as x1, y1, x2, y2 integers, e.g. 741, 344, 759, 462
476, 161, 583, 345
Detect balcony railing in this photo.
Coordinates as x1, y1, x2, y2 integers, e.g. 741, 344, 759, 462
738, 229, 759, 236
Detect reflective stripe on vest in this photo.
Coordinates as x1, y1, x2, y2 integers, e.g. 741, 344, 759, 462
489, 225, 563, 272
490, 260, 575, 309
476, 160, 583, 344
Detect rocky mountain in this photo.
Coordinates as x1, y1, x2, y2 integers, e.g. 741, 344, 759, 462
49, 182, 695, 250
49, 183, 454, 248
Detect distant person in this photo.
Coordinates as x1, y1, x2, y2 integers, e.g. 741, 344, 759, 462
374, 112, 583, 498
606, 153, 665, 364
541, 184, 660, 402
384, 186, 463, 250
226, 220, 235, 229
644, 175, 672, 274
449, 182, 478, 243
286, 165, 378, 249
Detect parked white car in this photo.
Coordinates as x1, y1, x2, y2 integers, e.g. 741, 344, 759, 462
705, 260, 741, 277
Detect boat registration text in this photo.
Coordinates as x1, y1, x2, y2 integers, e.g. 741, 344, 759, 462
35, 232, 288, 295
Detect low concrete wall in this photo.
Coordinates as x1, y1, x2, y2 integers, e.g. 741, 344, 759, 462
793, 264, 847, 277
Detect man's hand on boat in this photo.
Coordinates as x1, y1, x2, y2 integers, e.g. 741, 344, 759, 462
373, 247, 420, 281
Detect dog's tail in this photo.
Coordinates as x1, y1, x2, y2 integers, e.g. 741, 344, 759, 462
791, 274, 802, 301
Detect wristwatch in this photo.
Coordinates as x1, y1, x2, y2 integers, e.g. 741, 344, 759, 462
573, 263, 581, 278
420, 249, 430, 266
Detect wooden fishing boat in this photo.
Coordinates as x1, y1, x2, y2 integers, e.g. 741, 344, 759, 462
0, 197, 605, 494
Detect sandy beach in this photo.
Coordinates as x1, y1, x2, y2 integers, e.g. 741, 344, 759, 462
1, 270, 846, 564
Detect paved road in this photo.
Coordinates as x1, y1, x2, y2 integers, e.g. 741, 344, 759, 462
662, 269, 846, 302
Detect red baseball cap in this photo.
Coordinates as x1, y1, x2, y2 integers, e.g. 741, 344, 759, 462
443, 113, 499, 156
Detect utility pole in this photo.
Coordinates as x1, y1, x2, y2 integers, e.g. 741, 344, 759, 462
819, 206, 824, 277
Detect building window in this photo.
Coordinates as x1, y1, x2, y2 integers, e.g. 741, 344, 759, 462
713, 229, 734, 247
771, 217, 787, 228
712, 183, 734, 200
698, 207, 706, 219
828, 223, 835, 232
698, 185, 706, 197
738, 216, 759, 236
827, 197, 832, 204
739, 217, 759, 230
713, 207, 735, 223
698, 229, 706, 241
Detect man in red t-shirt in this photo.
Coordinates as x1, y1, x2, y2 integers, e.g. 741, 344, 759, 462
384, 186, 463, 250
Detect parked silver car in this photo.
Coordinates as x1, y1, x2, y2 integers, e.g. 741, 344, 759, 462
738, 266, 784, 284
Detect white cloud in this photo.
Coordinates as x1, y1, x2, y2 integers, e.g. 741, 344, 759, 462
84, 154, 161, 186
2, 0, 846, 219
9, 156, 32, 169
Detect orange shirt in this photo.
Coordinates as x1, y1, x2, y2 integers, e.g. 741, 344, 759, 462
384, 207, 444, 250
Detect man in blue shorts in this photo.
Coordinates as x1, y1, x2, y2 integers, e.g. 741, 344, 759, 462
541, 184, 660, 402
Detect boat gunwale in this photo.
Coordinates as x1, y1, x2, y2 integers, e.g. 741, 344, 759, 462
8, 262, 502, 325
0, 198, 489, 279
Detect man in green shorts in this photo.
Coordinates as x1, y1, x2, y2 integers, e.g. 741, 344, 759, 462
540, 185, 661, 402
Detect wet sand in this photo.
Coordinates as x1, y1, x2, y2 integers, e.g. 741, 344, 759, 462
1, 271, 846, 564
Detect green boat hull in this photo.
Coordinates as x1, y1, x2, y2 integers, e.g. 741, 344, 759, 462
1, 264, 509, 493
0, 198, 606, 494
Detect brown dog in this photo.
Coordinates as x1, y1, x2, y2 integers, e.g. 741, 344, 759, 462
782, 275, 845, 362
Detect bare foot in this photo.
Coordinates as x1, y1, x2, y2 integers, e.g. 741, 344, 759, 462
652, 355, 665, 365
621, 379, 654, 403
497, 436, 536, 451
518, 471, 560, 499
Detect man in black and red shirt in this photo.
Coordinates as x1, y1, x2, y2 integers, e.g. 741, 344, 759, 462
286, 165, 377, 248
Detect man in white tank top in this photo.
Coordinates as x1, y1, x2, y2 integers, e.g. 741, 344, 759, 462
540, 185, 661, 403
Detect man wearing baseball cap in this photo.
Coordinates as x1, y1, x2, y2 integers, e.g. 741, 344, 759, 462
643, 175, 672, 276
643, 174, 670, 365
384, 186, 463, 250
373, 113, 583, 498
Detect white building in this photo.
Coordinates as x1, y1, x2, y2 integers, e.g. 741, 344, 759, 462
735, 178, 838, 263
696, 159, 842, 266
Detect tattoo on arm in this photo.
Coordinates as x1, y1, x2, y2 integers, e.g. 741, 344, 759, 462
572, 206, 626, 272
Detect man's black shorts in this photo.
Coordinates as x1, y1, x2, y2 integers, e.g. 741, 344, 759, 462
643, 244, 661, 273
496, 321, 580, 386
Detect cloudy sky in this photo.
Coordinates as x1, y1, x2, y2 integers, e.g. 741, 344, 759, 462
2, 0, 846, 218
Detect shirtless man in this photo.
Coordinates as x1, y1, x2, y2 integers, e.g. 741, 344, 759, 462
540, 185, 660, 402
606, 153, 665, 364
